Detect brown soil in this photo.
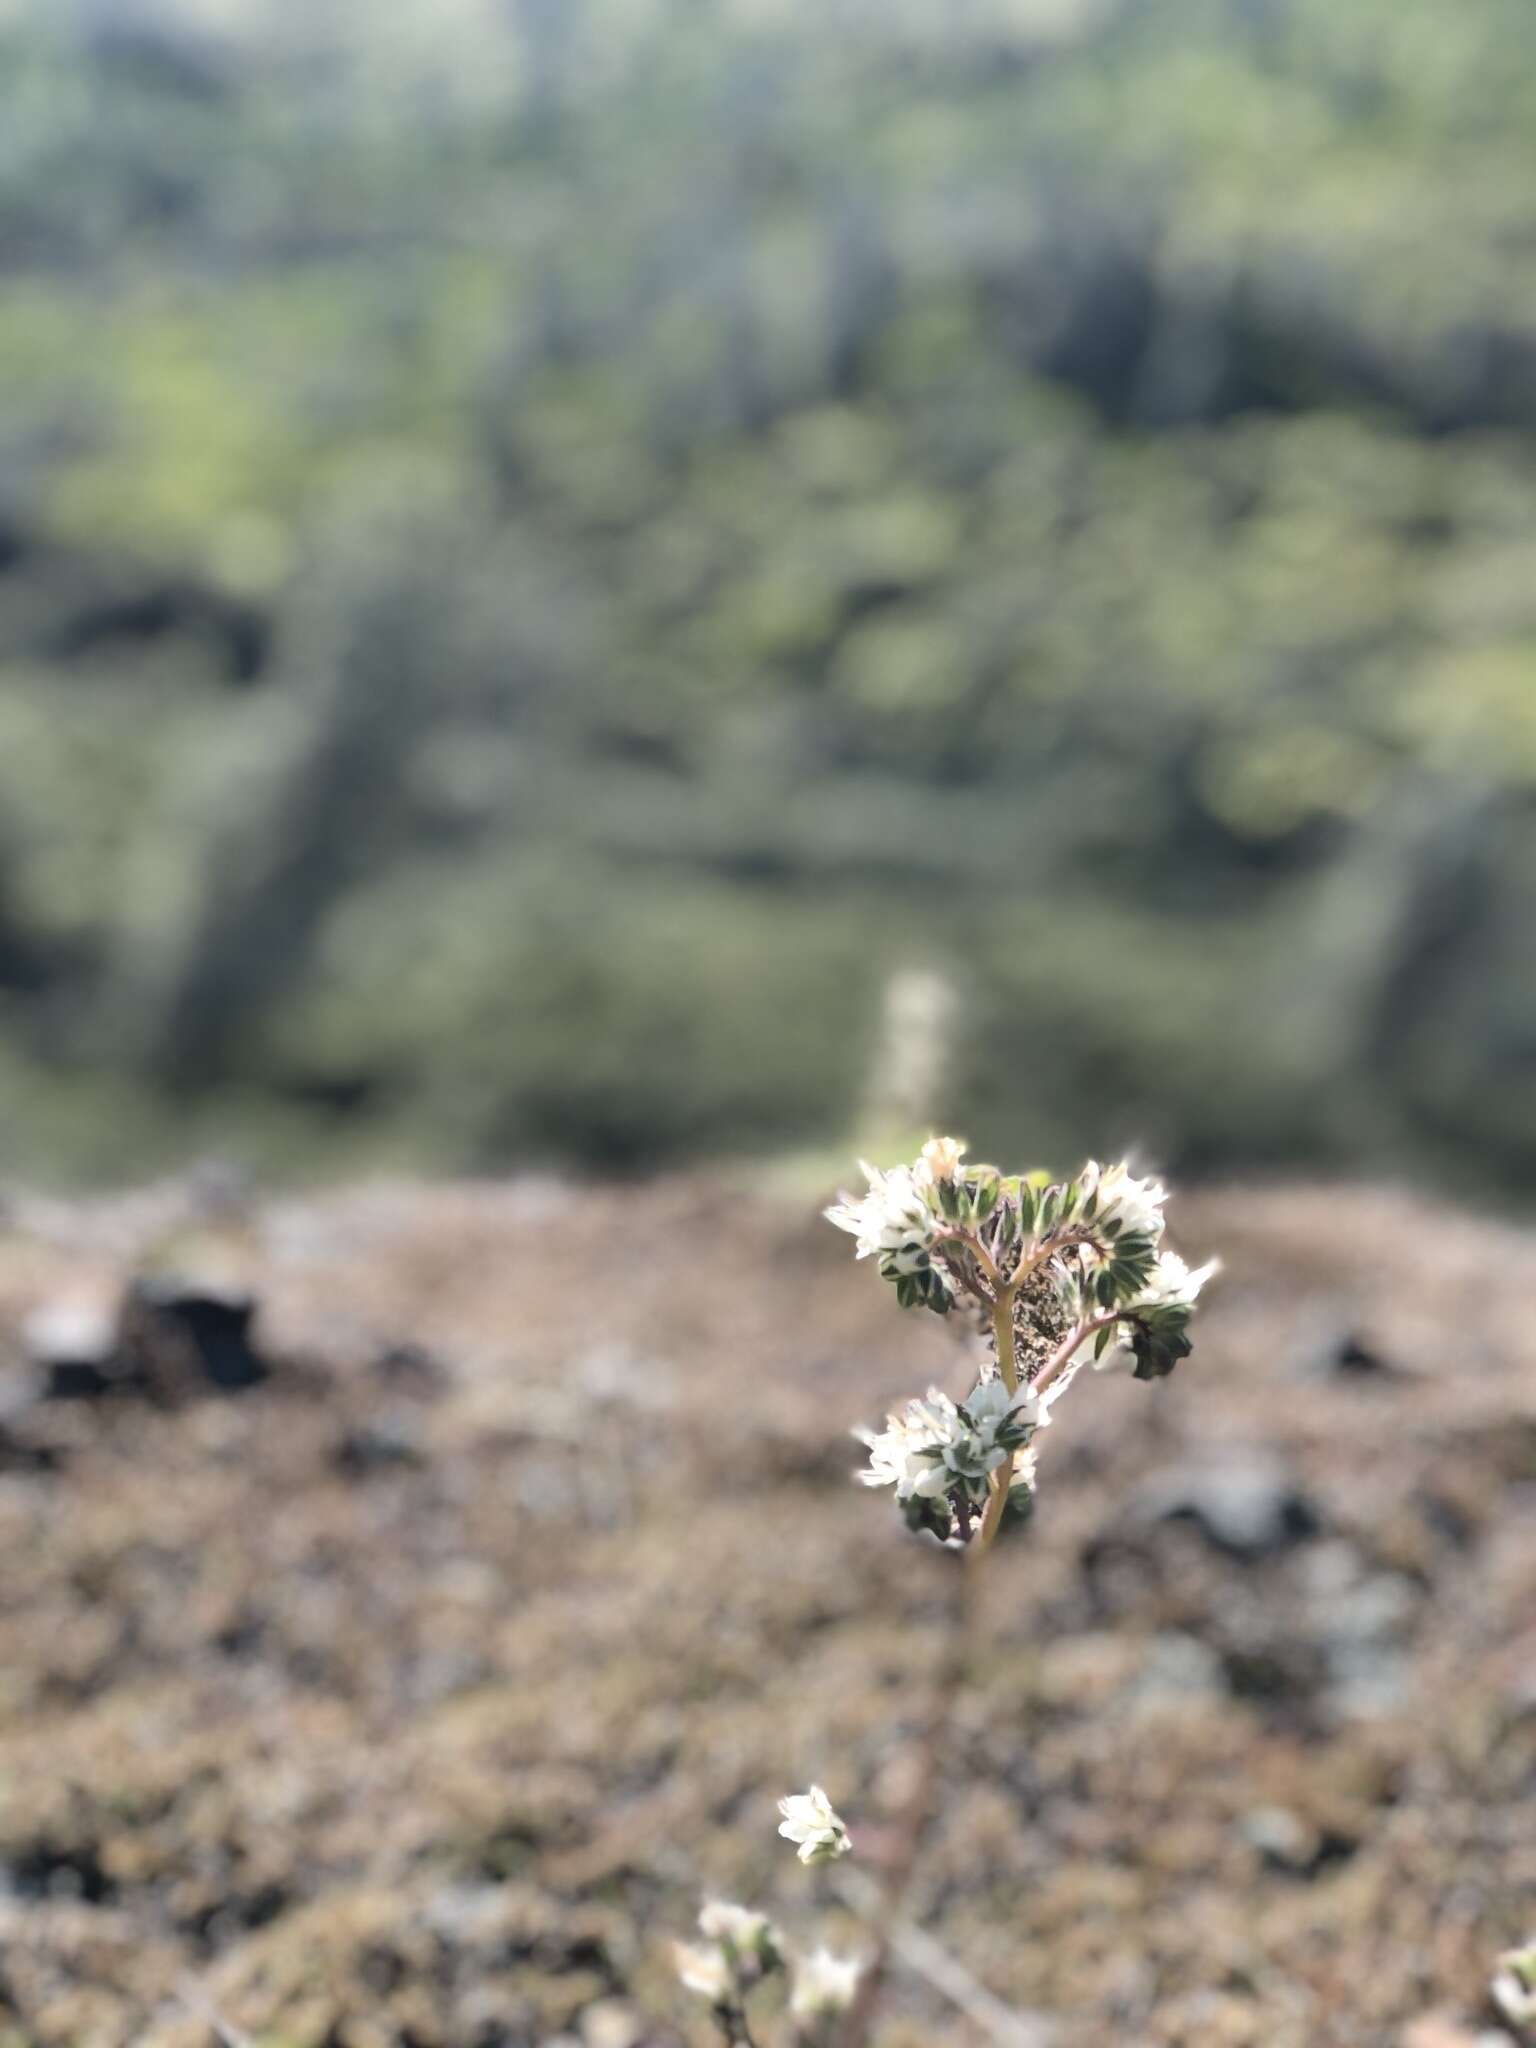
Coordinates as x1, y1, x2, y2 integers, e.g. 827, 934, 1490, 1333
0, 1175, 1531, 2048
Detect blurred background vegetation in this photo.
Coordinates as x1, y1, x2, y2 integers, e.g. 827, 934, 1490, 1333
3, 0, 1535, 1191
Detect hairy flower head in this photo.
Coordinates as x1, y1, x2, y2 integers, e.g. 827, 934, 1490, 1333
777, 1784, 850, 1865
790, 1946, 864, 2018
697, 1899, 778, 1957
1134, 1248, 1219, 1311
824, 1160, 939, 1276
856, 1379, 1040, 1505
673, 1939, 735, 2005
1079, 1160, 1169, 1244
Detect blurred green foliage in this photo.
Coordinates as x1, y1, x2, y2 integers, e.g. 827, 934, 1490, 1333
2, 0, 1536, 1189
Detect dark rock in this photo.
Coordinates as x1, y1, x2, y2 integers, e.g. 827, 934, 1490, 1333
43, 1359, 117, 1399
1240, 1806, 1358, 1877
1137, 1454, 1320, 1558
8, 1836, 115, 1904
0, 1423, 63, 1473
119, 1277, 268, 1397
1328, 1330, 1396, 1376
332, 1417, 425, 1478
1288, 1317, 1405, 1382
373, 1341, 448, 1394
182, 1882, 291, 1952
1307, 1325, 1402, 1380
1220, 1637, 1328, 1707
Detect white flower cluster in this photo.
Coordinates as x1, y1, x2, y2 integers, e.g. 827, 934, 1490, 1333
672, 1140, 1217, 2041
777, 1782, 851, 1865
856, 1378, 1040, 1505
673, 1804, 864, 2028
673, 1896, 782, 2011
1066, 1247, 1219, 1364
831, 1137, 1216, 1528
824, 1159, 941, 1276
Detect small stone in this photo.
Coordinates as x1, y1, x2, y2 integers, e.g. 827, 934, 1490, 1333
580, 2000, 644, 2048
1137, 1454, 1319, 1558
24, 1301, 125, 1401
373, 1341, 448, 1394
1239, 1805, 1317, 1870
331, 1417, 425, 1478
1403, 2019, 1513, 2048
1324, 1329, 1398, 1378
1133, 1632, 1226, 1705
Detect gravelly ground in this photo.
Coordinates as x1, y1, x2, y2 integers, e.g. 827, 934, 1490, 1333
0, 1173, 1532, 2048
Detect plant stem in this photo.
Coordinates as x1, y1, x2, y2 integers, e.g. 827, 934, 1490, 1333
838, 1221, 1098, 2041
938, 1227, 1006, 1298
1032, 1311, 1121, 1401
971, 1259, 1027, 1554
972, 1466, 1012, 1554
989, 1292, 1018, 1394
835, 1543, 981, 2048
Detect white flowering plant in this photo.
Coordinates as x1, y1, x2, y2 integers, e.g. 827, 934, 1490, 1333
834, 1140, 1214, 1550
675, 1137, 1215, 2044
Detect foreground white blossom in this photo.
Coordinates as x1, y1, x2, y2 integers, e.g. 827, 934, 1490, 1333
777, 1784, 850, 1865
790, 1945, 864, 2017
856, 1378, 1040, 1503
1078, 1159, 1169, 1243
1133, 1248, 1219, 1311
697, 1899, 777, 1954
1493, 1940, 1536, 2027
824, 1160, 940, 1275
673, 1939, 735, 2004
854, 1390, 955, 1500
963, 1374, 1041, 1432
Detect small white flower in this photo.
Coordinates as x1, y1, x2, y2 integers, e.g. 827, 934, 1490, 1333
697, 1899, 776, 1953
674, 1938, 735, 2004
918, 1134, 966, 1183
856, 1379, 1040, 1503
854, 1388, 957, 1500
961, 1374, 1040, 1433
1493, 1940, 1536, 2027
789, 1945, 864, 2017
1131, 1249, 1219, 1312
943, 1378, 1039, 1483
1078, 1160, 1169, 1244
824, 1160, 939, 1276
777, 1784, 850, 1865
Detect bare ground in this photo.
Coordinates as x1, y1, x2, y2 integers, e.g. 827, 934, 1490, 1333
0, 1174, 1532, 2048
